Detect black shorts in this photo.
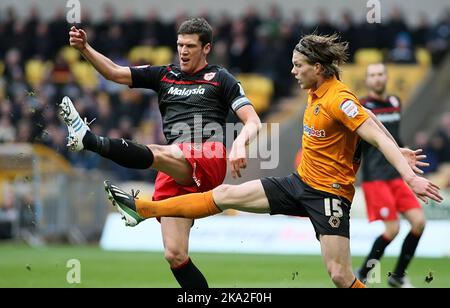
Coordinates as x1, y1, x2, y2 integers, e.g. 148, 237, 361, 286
261, 173, 351, 240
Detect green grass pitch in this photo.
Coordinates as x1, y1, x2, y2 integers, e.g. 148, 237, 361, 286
0, 243, 448, 288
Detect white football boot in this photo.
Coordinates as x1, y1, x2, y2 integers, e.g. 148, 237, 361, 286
59, 96, 91, 151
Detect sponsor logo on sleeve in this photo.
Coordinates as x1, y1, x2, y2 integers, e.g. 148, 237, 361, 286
340, 100, 359, 118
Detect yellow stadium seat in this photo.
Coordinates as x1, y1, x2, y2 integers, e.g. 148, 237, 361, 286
71, 61, 99, 89
354, 48, 384, 65
0, 61, 4, 76
25, 59, 51, 87
59, 46, 80, 65
415, 48, 431, 66
152, 47, 173, 65
128, 46, 155, 64
237, 73, 274, 114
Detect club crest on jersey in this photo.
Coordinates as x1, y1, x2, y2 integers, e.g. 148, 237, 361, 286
203, 72, 216, 81
314, 104, 321, 116
389, 96, 400, 107
340, 100, 359, 118
380, 207, 390, 219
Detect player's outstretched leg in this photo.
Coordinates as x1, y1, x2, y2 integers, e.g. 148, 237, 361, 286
104, 179, 221, 225
104, 180, 269, 224
59, 96, 154, 169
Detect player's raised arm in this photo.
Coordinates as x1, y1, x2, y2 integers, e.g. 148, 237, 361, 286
364, 107, 399, 146
356, 118, 443, 204
69, 26, 132, 85
230, 105, 262, 178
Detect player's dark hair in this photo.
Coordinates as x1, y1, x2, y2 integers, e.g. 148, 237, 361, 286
178, 17, 213, 47
295, 34, 348, 80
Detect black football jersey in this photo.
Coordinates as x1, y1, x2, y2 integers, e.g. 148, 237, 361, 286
360, 95, 403, 181
130, 64, 251, 144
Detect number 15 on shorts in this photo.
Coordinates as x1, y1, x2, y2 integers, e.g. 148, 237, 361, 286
324, 198, 343, 217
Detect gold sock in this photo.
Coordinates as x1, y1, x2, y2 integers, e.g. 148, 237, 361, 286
350, 278, 366, 288
135, 190, 221, 219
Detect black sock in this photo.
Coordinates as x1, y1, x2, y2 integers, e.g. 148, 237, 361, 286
171, 258, 209, 288
82, 130, 153, 169
359, 235, 391, 278
393, 232, 422, 277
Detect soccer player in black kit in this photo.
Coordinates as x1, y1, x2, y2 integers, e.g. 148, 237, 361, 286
355, 63, 427, 288
63, 18, 261, 288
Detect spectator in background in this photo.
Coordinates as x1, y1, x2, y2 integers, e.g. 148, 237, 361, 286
389, 32, 417, 63
385, 7, 409, 49
208, 39, 229, 68
215, 12, 233, 42
50, 54, 72, 85
413, 13, 431, 48
0, 7, 18, 57
314, 8, 336, 36
120, 9, 140, 48
0, 101, 18, 138
6, 71, 29, 102
426, 9, 450, 66
41, 123, 69, 158
48, 8, 70, 58
3, 49, 23, 83
253, 26, 277, 78
24, 6, 40, 36
0, 115, 16, 143
289, 10, 309, 39
356, 16, 383, 49
93, 92, 116, 133
15, 119, 33, 143
273, 22, 298, 98
264, 4, 283, 38
229, 19, 253, 72
337, 11, 358, 62
242, 5, 261, 42
139, 9, 162, 46
103, 24, 127, 59
12, 21, 32, 60
33, 22, 53, 60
